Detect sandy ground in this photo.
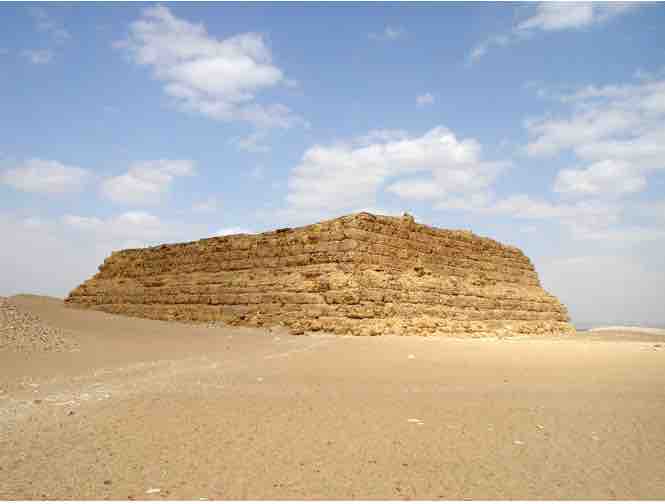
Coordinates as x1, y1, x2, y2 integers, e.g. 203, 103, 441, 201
1, 295, 665, 500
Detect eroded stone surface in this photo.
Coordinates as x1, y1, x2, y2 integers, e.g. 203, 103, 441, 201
65, 212, 574, 337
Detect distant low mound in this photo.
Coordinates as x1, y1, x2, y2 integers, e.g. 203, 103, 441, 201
0, 297, 76, 352
588, 326, 665, 336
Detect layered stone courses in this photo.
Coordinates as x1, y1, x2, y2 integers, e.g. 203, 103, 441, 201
66, 212, 575, 336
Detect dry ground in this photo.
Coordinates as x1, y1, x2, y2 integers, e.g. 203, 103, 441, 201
1, 295, 664, 500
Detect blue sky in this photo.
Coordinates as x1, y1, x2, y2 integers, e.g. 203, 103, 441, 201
2, 2, 665, 327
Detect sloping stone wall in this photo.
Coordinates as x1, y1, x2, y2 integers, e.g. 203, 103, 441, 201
65, 212, 574, 336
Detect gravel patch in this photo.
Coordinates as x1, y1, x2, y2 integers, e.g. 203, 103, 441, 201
0, 297, 76, 352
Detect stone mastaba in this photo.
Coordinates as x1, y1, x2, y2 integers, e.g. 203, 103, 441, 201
66, 212, 575, 336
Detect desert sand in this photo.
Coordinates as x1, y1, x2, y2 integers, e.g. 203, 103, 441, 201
1, 295, 665, 500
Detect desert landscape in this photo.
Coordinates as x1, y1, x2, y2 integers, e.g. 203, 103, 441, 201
3, 2, 665, 501
2, 214, 665, 500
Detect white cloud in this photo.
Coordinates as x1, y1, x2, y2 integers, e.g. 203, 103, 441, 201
1, 158, 89, 194
468, 3, 636, 65
387, 179, 441, 201
416, 93, 435, 107
101, 159, 195, 206
443, 193, 665, 245
286, 126, 509, 214
117, 5, 303, 128
368, 26, 405, 41
554, 160, 646, 198
467, 34, 511, 66
437, 193, 630, 241
526, 77, 665, 199
214, 227, 252, 236
517, 3, 633, 32
64, 211, 170, 243
21, 49, 53, 64
634, 200, 665, 222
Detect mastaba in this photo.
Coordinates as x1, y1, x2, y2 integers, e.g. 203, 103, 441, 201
66, 212, 575, 337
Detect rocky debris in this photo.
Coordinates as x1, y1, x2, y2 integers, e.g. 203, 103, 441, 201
66, 212, 575, 337
0, 297, 76, 352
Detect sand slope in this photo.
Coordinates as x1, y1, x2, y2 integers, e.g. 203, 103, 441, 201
1, 295, 665, 499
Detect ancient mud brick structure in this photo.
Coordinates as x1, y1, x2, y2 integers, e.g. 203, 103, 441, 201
66, 212, 574, 336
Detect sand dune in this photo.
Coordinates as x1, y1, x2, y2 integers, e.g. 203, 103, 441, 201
1, 295, 665, 499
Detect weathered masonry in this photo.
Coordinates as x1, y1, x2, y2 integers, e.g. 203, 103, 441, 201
66, 212, 574, 336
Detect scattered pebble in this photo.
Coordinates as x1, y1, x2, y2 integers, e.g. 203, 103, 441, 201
257, 377, 264, 382
103, 480, 112, 485
0, 297, 76, 352
407, 354, 415, 359
536, 424, 545, 430
514, 440, 525, 445
145, 488, 161, 494
407, 418, 421, 423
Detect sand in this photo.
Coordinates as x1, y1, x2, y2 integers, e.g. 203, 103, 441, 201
1, 295, 664, 500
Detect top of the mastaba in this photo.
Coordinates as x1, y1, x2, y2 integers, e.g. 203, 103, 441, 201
107, 211, 523, 257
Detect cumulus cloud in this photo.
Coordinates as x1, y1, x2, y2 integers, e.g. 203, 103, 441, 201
416, 93, 435, 107
21, 49, 53, 64
286, 126, 509, 214
1, 158, 89, 194
554, 160, 646, 198
101, 159, 195, 206
64, 211, 171, 243
436, 192, 636, 242
117, 5, 303, 128
526, 77, 665, 199
468, 3, 636, 65
368, 26, 405, 41
517, 2, 634, 32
